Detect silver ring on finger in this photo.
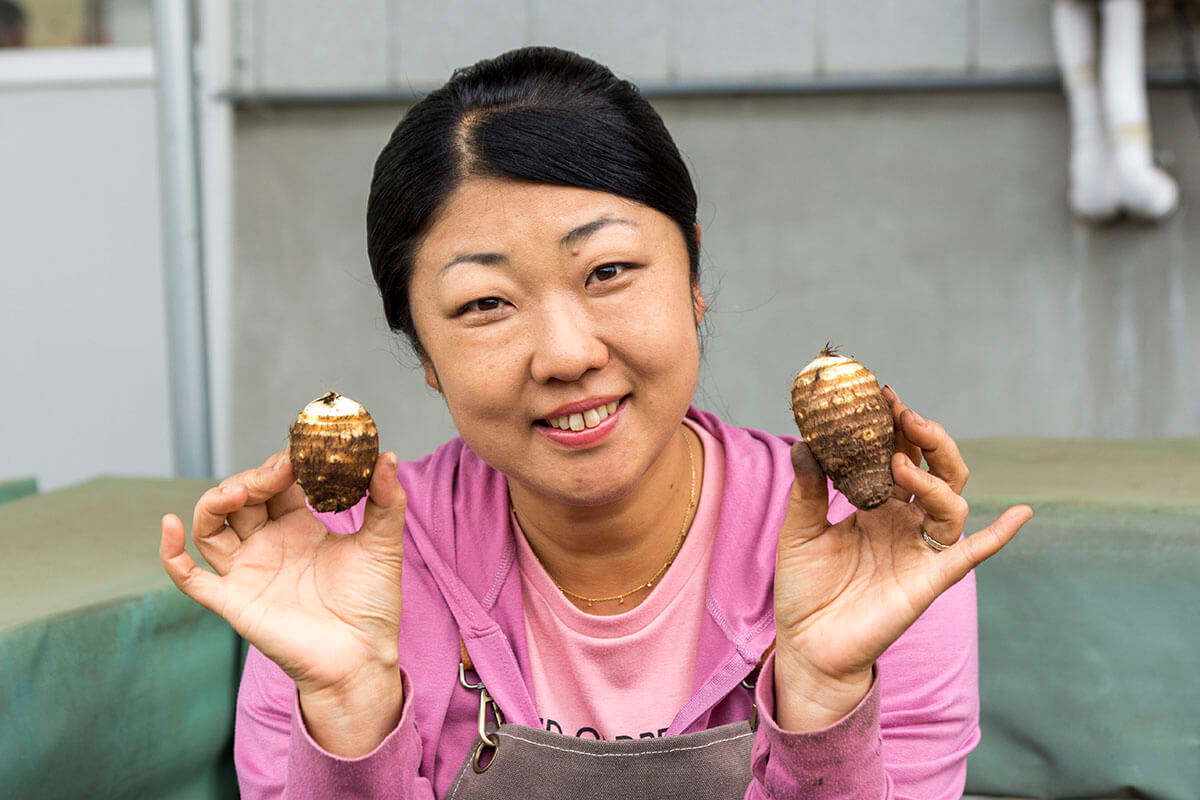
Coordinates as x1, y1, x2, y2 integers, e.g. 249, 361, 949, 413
922, 528, 951, 553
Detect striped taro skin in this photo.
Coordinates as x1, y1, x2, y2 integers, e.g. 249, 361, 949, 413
791, 348, 894, 510
288, 392, 379, 513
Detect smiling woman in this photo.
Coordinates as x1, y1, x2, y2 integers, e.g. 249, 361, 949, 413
159, 46, 1033, 800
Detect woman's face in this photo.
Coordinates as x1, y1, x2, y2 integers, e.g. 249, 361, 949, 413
409, 177, 705, 507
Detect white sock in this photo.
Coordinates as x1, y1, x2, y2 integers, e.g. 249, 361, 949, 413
1053, 0, 1120, 220
1101, 0, 1179, 219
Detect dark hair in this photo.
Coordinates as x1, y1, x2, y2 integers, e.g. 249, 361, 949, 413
366, 46, 700, 358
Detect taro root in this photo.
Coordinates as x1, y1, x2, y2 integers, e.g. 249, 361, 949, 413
791, 345, 895, 510
288, 392, 379, 513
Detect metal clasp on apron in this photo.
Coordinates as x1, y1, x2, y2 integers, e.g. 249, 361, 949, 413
459, 658, 504, 772
740, 672, 759, 732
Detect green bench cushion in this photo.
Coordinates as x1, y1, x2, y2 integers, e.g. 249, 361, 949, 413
960, 439, 1200, 800
0, 477, 239, 800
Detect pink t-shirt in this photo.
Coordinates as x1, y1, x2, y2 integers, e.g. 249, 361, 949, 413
514, 420, 725, 740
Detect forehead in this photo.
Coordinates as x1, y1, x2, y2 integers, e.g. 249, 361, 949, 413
417, 177, 669, 261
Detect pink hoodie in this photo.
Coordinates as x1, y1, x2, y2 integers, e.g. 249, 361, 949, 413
234, 407, 980, 799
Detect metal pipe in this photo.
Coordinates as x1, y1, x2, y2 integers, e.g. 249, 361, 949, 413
220, 69, 1197, 106
153, 0, 213, 479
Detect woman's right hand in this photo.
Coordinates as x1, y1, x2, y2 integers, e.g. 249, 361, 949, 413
159, 448, 407, 755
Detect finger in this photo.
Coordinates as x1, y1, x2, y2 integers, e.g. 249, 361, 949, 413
936, 505, 1034, 586
882, 386, 922, 499
248, 445, 309, 520
779, 442, 832, 548
193, 482, 252, 549
891, 451, 968, 547
192, 517, 241, 576
224, 450, 299, 537
359, 453, 407, 551
160, 513, 226, 614
897, 408, 969, 495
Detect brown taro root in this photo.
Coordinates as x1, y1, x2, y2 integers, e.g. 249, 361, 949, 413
288, 392, 379, 513
790, 346, 895, 510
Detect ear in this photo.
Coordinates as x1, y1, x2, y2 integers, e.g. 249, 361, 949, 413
691, 222, 706, 324
422, 358, 441, 392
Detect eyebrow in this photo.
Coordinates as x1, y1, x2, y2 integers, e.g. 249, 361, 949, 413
559, 216, 638, 249
438, 216, 639, 276
439, 251, 508, 275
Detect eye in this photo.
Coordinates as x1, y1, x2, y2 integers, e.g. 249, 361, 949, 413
586, 263, 631, 285
458, 297, 506, 315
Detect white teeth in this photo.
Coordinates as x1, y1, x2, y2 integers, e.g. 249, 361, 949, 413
545, 401, 620, 432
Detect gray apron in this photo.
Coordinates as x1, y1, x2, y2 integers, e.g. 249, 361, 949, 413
446, 655, 759, 799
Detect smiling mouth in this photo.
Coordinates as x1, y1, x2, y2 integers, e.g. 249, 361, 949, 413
537, 400, 620, 432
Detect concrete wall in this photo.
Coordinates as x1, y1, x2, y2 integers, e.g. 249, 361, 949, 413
228, 88, 1199, 471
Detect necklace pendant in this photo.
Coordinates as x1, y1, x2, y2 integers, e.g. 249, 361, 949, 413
587, 600, 593, 608
618, 597, 623, 605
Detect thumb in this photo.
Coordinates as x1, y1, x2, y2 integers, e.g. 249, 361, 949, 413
360, 452, 407, 545
782, 442, 831, 545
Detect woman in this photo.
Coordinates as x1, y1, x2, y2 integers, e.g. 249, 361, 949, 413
159, 47, 1032, 799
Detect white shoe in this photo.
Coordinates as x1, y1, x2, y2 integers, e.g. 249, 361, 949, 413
1069, 144, 1121, 221
1115, 156, 1179, 220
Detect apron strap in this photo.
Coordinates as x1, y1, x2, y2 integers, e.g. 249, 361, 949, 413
460, 636, 475, 672
756, 639, 775, 673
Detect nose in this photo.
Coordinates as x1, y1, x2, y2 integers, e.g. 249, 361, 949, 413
528, 296, 608, 384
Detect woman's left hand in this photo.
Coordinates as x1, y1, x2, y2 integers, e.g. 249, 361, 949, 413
771, 386, 1033, 732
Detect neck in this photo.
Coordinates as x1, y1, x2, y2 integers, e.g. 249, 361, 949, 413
508, 424, 702, 615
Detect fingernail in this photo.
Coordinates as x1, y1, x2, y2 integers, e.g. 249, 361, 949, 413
220, 484, 233, 494
909, 410, 928, 428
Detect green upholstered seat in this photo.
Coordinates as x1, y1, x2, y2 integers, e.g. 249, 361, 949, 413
0, 477, 238, 800
960, 439, 1200, 800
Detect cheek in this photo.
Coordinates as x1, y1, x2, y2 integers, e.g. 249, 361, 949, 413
431, 333, 526, 418
610, 288, 701, 374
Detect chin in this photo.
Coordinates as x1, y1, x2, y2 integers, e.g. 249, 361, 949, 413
516, 460, 641, 508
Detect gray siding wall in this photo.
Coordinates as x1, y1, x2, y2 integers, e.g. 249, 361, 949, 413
229, 88, 1199, 471
231, 0, 1196, 93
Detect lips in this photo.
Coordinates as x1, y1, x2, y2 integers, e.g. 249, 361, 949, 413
535, 397, 626, 449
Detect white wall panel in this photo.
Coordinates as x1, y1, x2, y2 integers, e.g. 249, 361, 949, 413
674, 0, 818, 79
0, 85, 174, 490
255, 0, 390, 90
528, 0, 671, 81
977, 0, 1057, 72
391, 0, 530, 86
822, 0, 970, 73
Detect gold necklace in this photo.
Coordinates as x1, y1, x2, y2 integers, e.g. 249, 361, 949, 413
511, 429, 697, 609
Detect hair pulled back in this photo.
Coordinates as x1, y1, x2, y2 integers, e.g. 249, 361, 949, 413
366, 46, 700, 358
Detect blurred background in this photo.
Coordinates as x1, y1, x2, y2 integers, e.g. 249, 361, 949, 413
2, 0, 1198, 491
